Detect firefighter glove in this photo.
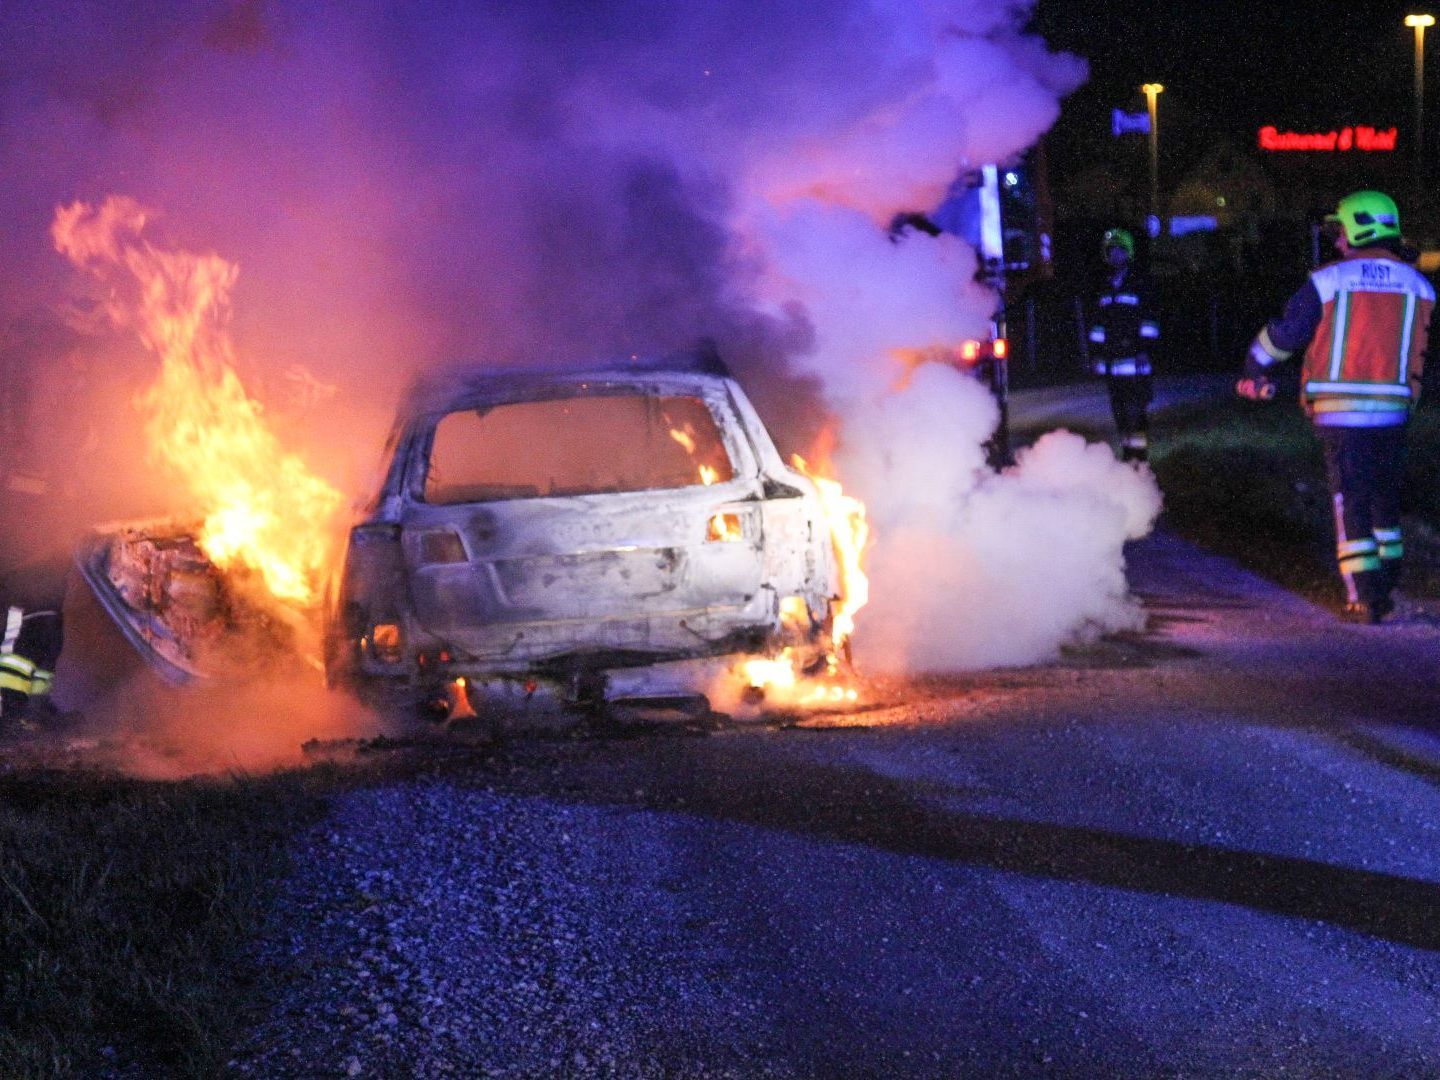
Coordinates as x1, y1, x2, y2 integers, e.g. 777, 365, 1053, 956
1245, 338, 1276, 380
1235, 377, 1276, 401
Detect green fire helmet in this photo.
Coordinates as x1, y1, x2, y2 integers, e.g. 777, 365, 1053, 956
1102, 228, 1135, 258
1325, 190, 1401, 247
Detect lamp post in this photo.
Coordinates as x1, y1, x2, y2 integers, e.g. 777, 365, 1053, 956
1141, 83, 1164, 234
1406, 14, 1434, 182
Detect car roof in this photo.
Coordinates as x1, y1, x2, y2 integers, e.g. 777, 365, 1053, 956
402, 348, 735, 416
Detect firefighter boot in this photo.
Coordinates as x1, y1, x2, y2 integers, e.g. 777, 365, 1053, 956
1342, 601, 1388, 624
1374, 527, 1403, 600
1339, 560, 1390, 622
0, 687, 42, 732
1343, 574, 1392, 624
1120, 433, 1149, 463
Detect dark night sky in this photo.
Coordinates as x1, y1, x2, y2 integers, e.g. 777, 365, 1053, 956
1031, 0, 1435, 190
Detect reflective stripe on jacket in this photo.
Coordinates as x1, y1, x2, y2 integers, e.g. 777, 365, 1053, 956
1088, 269, 1159, 368
1092, 358, 1152, 377
1258, 250, 1434, 426
0, 604, 57, 697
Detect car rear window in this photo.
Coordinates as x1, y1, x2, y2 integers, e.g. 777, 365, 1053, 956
424, 392, 736, 503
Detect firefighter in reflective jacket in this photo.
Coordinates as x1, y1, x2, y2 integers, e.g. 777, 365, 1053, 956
1088, 228, 1160, 462
1239, 190, 1436, 623
0, 558, 67, 729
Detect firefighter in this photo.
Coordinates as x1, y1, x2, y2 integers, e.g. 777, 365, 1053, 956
1087, 228, 1160, 462
1238, 190, 1435, 623
0, 557, 68, 730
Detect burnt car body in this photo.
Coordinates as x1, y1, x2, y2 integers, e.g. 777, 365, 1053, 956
325, 353, 841, 710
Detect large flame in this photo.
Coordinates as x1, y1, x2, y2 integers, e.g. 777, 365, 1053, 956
733, 444, 870, 709
52, 197, 342, 607
667, 409, 871, 710
791, 452, 869, 651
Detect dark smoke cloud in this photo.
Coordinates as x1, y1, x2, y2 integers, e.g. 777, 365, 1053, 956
1, 2, 1083, 462
1, 0, 928, 474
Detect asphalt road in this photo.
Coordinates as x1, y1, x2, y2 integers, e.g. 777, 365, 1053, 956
227, 528, 1440, 1078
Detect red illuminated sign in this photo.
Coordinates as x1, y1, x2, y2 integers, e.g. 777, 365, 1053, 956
1258, 125, 1398, 152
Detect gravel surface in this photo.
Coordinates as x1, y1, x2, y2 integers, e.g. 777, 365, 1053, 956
230, 783, 790, 1079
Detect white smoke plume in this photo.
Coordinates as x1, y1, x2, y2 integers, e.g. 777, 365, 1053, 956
834, 363, 1162, 669
1, 0, 1160, 682
728, 15, 1160, 671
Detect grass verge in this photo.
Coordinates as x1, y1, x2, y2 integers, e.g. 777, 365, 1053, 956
1149, 396, 1440, 606
0, 765, 337, 1078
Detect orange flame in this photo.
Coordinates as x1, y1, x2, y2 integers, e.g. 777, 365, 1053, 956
727, 441, 870, 710
706, 511, 744, 542
52, 197, 342, 608
737, 648, 860, 707
742, 652, 799, 691
671, 424, 722, 486
667, 426, 698, 455
791, 452, 869, 650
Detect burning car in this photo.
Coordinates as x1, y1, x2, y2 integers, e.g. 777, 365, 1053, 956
82, 351, 847, 716
327, 352, 845, 714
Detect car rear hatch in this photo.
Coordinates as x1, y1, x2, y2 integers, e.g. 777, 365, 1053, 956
398, 380, 773, 668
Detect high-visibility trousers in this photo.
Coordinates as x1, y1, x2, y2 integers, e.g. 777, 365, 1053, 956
1106, 373, 1153, 462
0, 606, 61, 713
0, 558, 68, 717
1317, 423, 1407, 605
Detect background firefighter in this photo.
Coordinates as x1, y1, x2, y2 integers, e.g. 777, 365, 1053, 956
1238, 190, 1436, 624
1087, 228, 1160, 463
0, 311, 77, 730
0, 557, 68, 729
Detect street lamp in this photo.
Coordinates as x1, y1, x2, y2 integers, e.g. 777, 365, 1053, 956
1141, 83, 1164, 234
1406, 14, 1434, 182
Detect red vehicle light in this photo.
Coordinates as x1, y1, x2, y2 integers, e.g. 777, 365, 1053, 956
958, 340, 981, 364
992, 337, 1008, 359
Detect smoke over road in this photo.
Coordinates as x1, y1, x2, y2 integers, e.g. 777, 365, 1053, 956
837, 369, 1162, 670
2, 1, 1159, 680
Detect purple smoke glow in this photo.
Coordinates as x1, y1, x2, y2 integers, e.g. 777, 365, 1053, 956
3, 2, 1164, 674
1, 1, 1079, 438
